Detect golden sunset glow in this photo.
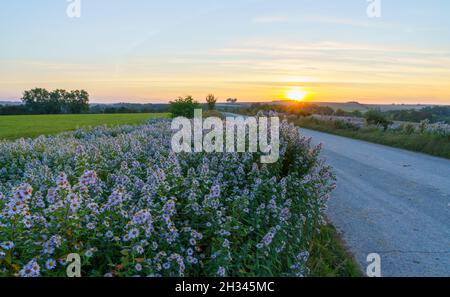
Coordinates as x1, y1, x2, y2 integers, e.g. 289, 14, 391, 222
287, 88, 307, 101
1, 2, 449, 105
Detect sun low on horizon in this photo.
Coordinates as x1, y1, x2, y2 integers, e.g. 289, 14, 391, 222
1, 1, 450, 105
286, 88, 308, 101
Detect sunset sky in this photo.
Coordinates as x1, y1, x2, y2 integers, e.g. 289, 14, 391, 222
1, 0, 450, 104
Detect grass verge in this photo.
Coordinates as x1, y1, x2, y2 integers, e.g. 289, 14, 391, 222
295, 117, 450, 159
308, 224, 362, 277
0, 113, 170, 140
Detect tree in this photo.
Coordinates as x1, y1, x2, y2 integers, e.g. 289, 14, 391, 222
206, 94, 217, 111
21, 88, 89, 114
22, 88, 51, 113
351, 110, 363, 118
335, 109, 347, 117
66, 90, 89, 113
226, 98, 238, 104
49, 89, 68, 114
365, 110, 392, 131
315, 106, 334, 115
169, 96, 200, 118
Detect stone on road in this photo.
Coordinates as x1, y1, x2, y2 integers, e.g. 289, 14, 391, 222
300, 128, 450, 277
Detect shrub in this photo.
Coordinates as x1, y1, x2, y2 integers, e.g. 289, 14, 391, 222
350, 110, 363, 118
0, 119, 335, 277
334, 109, 347, 117
205, 94, 217, 111
315, 106, 334, 115
365, 110, 392, 131
333, 120, 359, 131
418, 119, 429, 134
169, 96, 200, 118
403, 123, 416, 135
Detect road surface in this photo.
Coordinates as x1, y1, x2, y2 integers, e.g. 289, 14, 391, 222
300, 128, 450, 277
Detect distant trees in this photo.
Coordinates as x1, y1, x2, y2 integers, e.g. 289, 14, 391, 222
21, 88, 89, 114
66, 90, 89, 113
334, 106, 449, 124
365, 110, 392, 130
385, 106, 450, 124
335, 109, 363, 118
89, 103, 169, 114
0, 105, 29, 115
335, 109, 347, 116
206, 94, 217, 110
315, 106, 334, 115
226, 98, 238, 104
169, 95, 200, 118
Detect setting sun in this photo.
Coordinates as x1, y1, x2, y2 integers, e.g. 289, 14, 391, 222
287, 88, 307, 101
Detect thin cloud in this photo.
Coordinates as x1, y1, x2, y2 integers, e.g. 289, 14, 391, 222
252, 15, 289, 24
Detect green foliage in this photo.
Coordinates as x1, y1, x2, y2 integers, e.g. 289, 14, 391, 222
334, 109, 347, 116
65, 90, 89, 113
89, 103, 169, 114
307, 225, 361, 277
333, 120, 359, 130
335, 109, 363, 118
364, 110, 392, 130
21, 88, 89, 114
402, 123, 415, 135
169, 96, 200, 118
21, 88, 50, 113
351, 110, 363, 117
239, 102, 335, 117
0, 105, 30, 115
0, 120, 335, 277
315, 106, 334, 115
385, 106, 450, 124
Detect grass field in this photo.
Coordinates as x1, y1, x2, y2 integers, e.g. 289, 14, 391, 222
0, 113, 170, 140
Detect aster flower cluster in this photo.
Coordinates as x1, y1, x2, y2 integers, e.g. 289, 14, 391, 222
0, 119, 335, 277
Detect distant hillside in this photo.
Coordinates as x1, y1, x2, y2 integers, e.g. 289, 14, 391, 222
275, 101, 439, 112
89, 102, 169, 113
0, 101, 22, 106
313, 102, 368, 112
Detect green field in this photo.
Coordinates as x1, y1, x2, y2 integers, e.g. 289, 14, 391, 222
0, 113, 170, 140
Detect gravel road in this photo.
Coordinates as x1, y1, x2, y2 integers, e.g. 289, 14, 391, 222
300, 128, 450, 277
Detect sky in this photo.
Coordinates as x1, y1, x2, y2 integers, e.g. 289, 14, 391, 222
1, 0, 450, 104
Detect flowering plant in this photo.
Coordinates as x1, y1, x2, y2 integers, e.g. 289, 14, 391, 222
0, 119, 334, 277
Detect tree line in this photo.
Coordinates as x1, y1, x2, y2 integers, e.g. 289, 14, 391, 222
21, 88, 89, 114
1, 91, 235, 116
0, 88, 89, 115
384, 106, 450, 124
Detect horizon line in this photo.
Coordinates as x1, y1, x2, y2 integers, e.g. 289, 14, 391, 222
1, 98, 449, 107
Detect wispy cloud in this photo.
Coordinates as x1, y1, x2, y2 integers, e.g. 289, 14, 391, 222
301, 14, 447, 33
252, 15, 289, 24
